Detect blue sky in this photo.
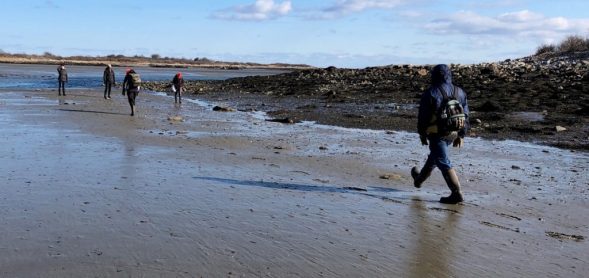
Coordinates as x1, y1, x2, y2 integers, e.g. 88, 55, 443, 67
1, 0, 588, 68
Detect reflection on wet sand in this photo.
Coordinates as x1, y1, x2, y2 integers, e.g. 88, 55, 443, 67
121, 142, 138, 187
409, 198, 461, 278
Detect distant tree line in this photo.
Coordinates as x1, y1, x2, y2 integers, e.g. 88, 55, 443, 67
0, 51, 312, 69
536, 34, 589, 55
0, 51, 226, 65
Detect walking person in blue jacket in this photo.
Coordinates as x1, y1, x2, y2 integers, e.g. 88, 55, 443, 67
412, 64, 470, 204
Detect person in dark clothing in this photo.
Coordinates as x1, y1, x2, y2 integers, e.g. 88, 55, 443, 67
57, 64, 68, 96
103, 64, 116, 99
412, 64, 470, 204
172, 72, 184, 104
122, 69, 141, 116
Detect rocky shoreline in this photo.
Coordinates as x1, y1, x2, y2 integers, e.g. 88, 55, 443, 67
143, 52, 589, 150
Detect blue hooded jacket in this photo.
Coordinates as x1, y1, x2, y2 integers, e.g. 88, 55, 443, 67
417, 64, 469, 138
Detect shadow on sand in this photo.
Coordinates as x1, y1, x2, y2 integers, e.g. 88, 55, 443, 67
193, 176, 401, 194
193, 177, 453, 205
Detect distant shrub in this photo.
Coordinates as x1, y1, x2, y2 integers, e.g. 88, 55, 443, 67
194, 57, 213, 63
151, 54, 161, 59
535, 44, 556, 55
557, 35, 589, 53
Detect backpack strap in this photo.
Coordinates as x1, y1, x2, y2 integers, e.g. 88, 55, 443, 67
439, 85, 457, 101
452, 85, 458, 100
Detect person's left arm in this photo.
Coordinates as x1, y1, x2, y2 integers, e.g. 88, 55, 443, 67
458, 88, 470, 139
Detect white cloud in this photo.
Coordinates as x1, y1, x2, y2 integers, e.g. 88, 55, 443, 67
398, 10, 423, 18
309, 0, 406, 19
424, 10, 589, 40
213, 0, 292, 21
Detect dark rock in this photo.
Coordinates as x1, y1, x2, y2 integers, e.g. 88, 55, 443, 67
344, 114, 366, 119
343, 186, 367, 191
213, 106, 236, 112
477, 101, 503, 112
265, 117, 300, 124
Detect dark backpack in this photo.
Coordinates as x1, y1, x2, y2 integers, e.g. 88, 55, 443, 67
129, 73, 141, 87
438, 85, 466, 134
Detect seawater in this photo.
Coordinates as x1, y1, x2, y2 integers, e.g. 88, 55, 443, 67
0, 63, 286, 89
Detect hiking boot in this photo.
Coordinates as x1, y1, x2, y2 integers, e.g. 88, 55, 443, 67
440, 192, 464, 204
440, 169, 464, 204
411, 166, 432, 188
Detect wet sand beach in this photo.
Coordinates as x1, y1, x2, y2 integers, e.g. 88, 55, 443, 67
0, 88, 587, 277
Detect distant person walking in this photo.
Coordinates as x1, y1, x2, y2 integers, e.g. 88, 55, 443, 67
57, 64, 68, 96
122, 69, 141, 116
172, 72, 184, 104
103, 64, 116, 99
412, 64, 470, 204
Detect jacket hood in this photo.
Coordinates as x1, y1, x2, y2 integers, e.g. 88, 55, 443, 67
431, 64, 452, 85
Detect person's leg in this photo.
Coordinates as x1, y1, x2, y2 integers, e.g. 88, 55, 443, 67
62, 81, 66, 96
178, 87, 182, 103
128, 91, 136, 116
411, 137, 438, 188
58, 81, 63, 95
174, 91, 178, 103
107, 83, 112, 98
431, 137, 463, 204
440, 168, 463, 204
104, 84, 108, 99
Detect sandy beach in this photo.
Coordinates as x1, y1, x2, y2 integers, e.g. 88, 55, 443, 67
0, 88, 587, 277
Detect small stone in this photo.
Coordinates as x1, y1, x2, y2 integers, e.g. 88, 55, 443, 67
167, 116, 183, 121
555, 126, 567, 132
380, 174, 402, 180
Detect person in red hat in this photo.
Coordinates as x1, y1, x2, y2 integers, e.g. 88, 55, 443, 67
172, 72, 184, 104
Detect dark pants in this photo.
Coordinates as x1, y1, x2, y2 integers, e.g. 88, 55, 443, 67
127, 88, 139, 115
174, 86, 182, 103
104, 82, 113, 98
58, 81, 66, 95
